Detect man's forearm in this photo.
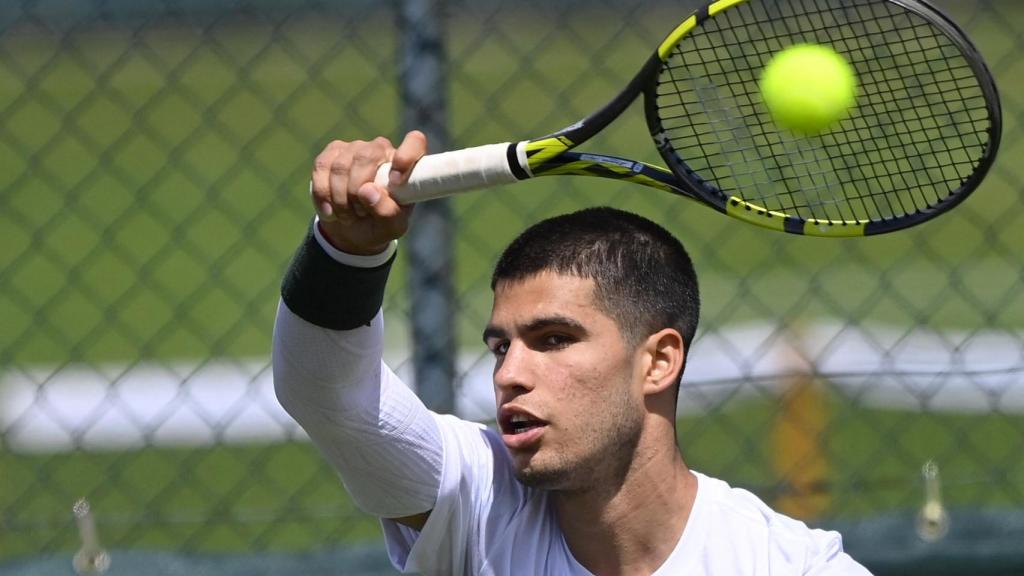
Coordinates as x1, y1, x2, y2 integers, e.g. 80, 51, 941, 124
272, 222, 443, 518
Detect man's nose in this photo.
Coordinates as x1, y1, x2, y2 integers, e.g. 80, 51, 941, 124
493, 340, 534, 393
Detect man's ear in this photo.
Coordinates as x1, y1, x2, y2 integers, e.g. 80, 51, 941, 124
642, 328, 685, 396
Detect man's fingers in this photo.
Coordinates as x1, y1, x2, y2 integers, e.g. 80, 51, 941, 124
310, 180, 335, 221
357, 182, 413, 236
389, 130, 428, 185
355, 183, 386, 213
311, 135, 417, 230
312, 141, 345, 218
348, 137, 392, 217
328, 143, 358, 213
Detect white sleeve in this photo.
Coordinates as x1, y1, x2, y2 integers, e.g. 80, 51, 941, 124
381, 416, 520, 576
272, 292, 443, 518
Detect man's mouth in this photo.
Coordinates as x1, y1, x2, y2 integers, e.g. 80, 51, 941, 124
499, 408, 548, 449
508, 413, 546, 435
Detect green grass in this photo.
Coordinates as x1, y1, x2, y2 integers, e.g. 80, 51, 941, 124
0, 443, 383, 558
2, 0, 1024, 561
3, 397, 1022, 559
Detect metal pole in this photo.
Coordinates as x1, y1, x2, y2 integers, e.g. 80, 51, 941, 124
399, 0, 455, 413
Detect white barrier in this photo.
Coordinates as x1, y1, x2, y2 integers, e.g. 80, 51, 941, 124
2, 322, 1021, 453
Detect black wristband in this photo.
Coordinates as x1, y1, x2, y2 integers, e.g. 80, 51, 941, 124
280, 226, 396, 330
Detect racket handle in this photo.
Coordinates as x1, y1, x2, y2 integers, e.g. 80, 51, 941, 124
374, 142, 523, 204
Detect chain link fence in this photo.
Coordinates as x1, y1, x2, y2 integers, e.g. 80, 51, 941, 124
2, 0, 1023, 571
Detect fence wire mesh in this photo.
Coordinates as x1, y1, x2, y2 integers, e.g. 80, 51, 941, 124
1, 0, 1022, 566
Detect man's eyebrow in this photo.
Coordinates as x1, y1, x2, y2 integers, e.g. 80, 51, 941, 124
482, 326, 505, 344
523, 315, 586, 334
481, 315, 586, 344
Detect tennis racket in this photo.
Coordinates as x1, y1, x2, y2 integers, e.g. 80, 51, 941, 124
376, 0, 1002, 237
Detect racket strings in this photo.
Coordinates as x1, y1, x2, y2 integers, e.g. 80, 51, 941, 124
653, 0, 993, 224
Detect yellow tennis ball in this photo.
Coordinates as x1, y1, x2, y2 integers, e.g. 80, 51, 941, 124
760, 44, 857, 135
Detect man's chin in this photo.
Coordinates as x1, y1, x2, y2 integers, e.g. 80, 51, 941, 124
513, 460, 571, 490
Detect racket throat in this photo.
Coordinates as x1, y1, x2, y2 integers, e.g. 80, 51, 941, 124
507, 141, 532, 180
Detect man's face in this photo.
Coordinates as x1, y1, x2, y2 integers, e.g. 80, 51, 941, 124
484, 272, 646, 490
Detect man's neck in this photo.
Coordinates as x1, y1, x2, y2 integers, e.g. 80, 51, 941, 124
553, 440, 697, 576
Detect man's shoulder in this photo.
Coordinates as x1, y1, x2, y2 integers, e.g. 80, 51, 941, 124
432, 414, 526, 497
696, 472, 818, 534
432, 414, 503, 459
692, 472, 870, 574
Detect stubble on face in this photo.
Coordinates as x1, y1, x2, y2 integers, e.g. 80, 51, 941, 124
516, 393, 644, 492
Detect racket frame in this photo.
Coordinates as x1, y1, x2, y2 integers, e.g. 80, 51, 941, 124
379, 0, 1001, 238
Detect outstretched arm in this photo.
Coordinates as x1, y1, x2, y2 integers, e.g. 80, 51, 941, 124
273, 132, 435, 529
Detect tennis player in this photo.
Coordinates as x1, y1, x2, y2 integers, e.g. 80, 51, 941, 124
273, 131, 871, 575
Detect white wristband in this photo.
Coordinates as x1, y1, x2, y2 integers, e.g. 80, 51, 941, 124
312, 217, 397, 268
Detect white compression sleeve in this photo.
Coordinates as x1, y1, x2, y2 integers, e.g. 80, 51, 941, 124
272, 236, 443, 518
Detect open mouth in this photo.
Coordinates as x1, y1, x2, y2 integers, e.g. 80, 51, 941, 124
499, 407, 548, 441
507, 414, 546, 435
500, 411, 548, 450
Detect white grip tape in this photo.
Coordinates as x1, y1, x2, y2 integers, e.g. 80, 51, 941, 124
374, 142, 519, 204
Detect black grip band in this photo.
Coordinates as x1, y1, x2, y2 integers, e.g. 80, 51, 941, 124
280, 226, 396, 330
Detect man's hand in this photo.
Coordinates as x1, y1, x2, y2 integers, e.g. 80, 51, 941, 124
310, 130, 427, 255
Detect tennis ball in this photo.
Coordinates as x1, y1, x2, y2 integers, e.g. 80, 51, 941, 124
760, 44, 856, 135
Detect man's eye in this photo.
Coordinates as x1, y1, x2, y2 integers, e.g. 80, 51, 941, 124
543, 334, 573, 348
490, 341, 509, 356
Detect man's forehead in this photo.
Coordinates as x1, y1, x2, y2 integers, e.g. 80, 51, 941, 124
489, 272, 602, 322
492, 271, 595, 299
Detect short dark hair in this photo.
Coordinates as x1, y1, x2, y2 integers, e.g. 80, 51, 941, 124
491, 207, 700, 377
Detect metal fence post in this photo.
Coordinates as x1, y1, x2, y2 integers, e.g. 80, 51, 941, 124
399, 0, 456, 413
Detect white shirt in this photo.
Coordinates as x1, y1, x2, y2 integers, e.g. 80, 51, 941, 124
379, 414, 870, 576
